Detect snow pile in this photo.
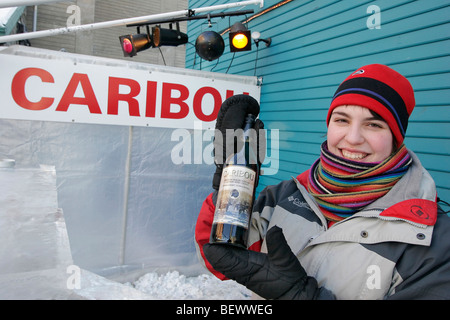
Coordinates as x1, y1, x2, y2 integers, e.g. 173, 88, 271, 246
127, 271, 252, 300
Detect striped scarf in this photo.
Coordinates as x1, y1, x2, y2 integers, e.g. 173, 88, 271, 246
307, 142, 412, 223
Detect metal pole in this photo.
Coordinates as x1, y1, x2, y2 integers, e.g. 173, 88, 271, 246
33, 5, 38, 32
0, 0, 73, 8
119, 126, 133, 267
0, 0, 263, 43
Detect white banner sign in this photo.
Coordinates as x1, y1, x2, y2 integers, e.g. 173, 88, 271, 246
0, 48, 260, 129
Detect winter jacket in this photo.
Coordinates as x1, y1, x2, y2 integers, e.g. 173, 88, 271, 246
195, 150, 450, 299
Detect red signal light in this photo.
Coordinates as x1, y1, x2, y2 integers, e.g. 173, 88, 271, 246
122, 38, 133, 54
119, 34, 152, 57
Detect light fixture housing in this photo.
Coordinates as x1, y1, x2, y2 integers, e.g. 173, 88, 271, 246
229, 22, 251, 52
119, 23, 188, 57
251, 31, 272, 47
119, 33, 152, 57
195, 30, 225, 61
152, 25, 188, 47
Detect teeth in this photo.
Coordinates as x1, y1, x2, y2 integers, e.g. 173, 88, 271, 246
342, 150, 367, 160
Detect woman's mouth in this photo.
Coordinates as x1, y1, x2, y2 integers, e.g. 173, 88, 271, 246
341, 149, 368, 160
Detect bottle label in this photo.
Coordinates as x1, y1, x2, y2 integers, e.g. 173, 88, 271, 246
213, 165, 256, 228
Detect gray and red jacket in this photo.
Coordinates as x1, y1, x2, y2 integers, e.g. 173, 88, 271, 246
195, 151, 450, 299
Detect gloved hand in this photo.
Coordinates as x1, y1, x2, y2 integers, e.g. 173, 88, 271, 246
203, 226, 324, 300
212, 94, 265, 190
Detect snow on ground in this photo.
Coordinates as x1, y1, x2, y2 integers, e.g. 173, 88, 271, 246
126, 270, 252, 300
72, 268, 252, 300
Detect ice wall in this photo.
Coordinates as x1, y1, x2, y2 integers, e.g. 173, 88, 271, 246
0, 165, 74, 298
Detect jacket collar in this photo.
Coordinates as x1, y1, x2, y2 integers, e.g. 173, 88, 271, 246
365, 150, 437, 226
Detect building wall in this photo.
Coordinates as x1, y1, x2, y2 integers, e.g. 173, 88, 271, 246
186, 0, 450, 209
23, 0, 187, 66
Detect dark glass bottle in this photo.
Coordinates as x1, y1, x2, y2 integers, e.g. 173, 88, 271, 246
210, 114, 259, 248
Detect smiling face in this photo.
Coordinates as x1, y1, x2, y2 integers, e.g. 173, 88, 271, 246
327, 105, 395, 163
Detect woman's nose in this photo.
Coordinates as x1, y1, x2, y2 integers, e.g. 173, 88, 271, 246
345, 124, 365, 145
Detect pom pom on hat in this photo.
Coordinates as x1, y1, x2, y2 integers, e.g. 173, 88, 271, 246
327, 64, 415, 146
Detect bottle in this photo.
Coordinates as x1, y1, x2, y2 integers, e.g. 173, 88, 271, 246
210, 114, 259, 248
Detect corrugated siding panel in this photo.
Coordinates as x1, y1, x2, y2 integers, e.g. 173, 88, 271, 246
24, 0, 187, 67
186, 0, 450, 209
93, 0, 188, 66
24, 3, 77, 52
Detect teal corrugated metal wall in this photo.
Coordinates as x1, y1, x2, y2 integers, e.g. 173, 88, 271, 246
186, 0, 450, 210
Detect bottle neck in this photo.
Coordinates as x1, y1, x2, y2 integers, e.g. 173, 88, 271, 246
243, 114, 256, 134
226, 114, 258, 165
241, 114, 258, 166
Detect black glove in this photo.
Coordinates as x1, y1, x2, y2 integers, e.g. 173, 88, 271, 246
203, 226, 324, 300
212, 94, 265, 190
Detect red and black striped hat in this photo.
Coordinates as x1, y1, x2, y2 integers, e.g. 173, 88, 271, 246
327, 64, 415, 146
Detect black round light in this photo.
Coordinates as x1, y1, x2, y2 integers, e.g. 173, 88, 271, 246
195, 31, 225, 61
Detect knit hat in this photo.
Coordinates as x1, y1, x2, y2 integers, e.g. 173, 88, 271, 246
327, 64, 415, 146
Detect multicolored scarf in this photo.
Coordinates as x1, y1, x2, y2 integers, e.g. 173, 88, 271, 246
307, 142, 412, 223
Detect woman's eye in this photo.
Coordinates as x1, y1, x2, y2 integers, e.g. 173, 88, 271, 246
368, 122, 383, 128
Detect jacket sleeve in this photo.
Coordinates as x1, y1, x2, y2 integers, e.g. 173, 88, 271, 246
194, 191, 264, 280
387, 212, 450, 300
194, 192, 227, 280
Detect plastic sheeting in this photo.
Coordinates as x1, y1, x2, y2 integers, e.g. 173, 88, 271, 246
0, 45, 259, 282
0, 119, 213, 280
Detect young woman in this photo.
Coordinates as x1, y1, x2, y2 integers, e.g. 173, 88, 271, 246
195, 64, 450, 299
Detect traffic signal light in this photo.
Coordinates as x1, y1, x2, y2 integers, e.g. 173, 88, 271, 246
119, 33, 152, 57
229, 22, 251, 52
